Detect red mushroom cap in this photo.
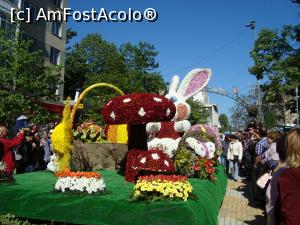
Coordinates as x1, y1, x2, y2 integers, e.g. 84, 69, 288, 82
102, 93, 176, 125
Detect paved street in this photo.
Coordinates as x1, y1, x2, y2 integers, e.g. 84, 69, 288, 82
218, 178, 266, 225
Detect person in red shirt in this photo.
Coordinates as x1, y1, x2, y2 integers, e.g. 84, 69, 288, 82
0, 126, 25, 174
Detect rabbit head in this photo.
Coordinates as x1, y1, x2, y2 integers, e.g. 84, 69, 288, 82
165, 68, 211, 121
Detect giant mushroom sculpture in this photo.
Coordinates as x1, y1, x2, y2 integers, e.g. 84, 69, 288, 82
102, 93, 176, 181
102, 93, 176, 150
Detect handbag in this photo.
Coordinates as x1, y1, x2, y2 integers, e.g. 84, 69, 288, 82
256, 172, 272, 189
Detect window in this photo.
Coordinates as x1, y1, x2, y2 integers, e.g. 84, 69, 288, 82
50, 47, 60, 65
23, 1, 37, 22
52, 21, 62, 37
53, 0, 63, 9
0, 13, 16, 38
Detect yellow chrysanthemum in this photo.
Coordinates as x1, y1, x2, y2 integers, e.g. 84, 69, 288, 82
51, 98, 74, 171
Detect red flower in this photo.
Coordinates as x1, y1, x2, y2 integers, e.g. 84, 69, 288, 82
205, 167, 215, 174
193, 164, 200, 171
138, 174, 187, 183
205, 160, 213, 168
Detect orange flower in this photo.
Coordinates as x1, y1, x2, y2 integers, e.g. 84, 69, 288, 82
55, 168, 101, 179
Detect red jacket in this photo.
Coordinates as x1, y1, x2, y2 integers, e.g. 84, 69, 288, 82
277, 167, 300, 225
0, 133, 24, 172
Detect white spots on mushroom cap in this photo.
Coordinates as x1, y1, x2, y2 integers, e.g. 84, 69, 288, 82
153, 97, 162, 102
166, 108, 171, 117
138, 107, 146, 117
164, 160, 169, 167
140, 157, 146, 164
110, 111, 116, 120
151, 153, 160, 160
123, 98, 131, 103
107, 101, 112, 106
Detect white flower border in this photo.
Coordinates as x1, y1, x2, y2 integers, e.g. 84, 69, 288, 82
55, 177, 106, 194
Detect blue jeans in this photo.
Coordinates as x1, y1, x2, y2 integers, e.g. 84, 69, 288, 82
220, 155, 227, 167
229, 160, 239, 180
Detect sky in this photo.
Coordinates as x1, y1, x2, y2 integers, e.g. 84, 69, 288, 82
68, 0, 300, 119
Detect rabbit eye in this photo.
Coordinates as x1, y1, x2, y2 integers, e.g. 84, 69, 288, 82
170, 96, 178, 103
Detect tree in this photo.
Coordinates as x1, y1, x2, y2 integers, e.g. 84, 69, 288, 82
249, 25, 300, 126
187, 99, 209, 125
230, 87, 258, 131
0, 32, 61, 127
64, 34, 166, 124
219, 114, 230, 133
66, 28, 77, 45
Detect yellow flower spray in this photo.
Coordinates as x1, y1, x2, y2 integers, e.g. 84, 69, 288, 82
51, 98, 74, 171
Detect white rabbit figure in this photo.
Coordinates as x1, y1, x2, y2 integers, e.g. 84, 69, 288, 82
147, 68, 212, 158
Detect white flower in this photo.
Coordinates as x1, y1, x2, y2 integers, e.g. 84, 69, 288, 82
174, 120, 191, 133
206, 142, 216, 159
153, 97, 162, 102
138, 107, 146, 117
123, 98, 131, 103
54, 176, 106, 194
166, 108, 171, 117
185, 137, 206, 157
164, 160, 169, 167
110, 111, 116, 120
151, 153, 160, 160
140, 157, 146, 164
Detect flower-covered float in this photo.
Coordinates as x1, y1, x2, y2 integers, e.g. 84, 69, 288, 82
54, 169, 106, 194
130, 174, 194, 202
174, 124, 221, 181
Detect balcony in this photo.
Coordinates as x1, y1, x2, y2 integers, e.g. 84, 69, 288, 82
0, 0, 18, 14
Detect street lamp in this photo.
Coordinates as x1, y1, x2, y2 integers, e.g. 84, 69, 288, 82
246, 20, 263, 123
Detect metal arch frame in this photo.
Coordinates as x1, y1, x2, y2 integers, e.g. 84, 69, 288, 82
70, 83, 125, 126
204, 87, 250, 109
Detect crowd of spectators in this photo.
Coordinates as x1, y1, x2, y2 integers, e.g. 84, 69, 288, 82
220, 122, 300, 225
0, 116, 55, 175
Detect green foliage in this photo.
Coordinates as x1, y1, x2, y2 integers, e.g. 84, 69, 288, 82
64, 34, 166, 124
0, 31, 60, 126
249, 25, 300, 124
73, 122, 106, 143
174, 148, 196, 177
0, 214, 31, 225
219, 114, 230, 133
263, 110, 278, 129
187, 99, 209, 125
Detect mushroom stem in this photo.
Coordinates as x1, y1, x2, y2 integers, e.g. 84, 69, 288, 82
128, 124, 148, 151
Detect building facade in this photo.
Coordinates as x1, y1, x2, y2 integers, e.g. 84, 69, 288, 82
0, 0, 18, 36
0, 0, 67, 99
193, 91, 220, 129
20, 0, 67, 98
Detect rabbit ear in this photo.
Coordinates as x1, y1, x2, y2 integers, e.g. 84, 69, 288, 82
177, 68, 211, 100
168, 75, 180, 94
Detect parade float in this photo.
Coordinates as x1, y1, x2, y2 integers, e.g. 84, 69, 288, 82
0, 69, 228, 225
